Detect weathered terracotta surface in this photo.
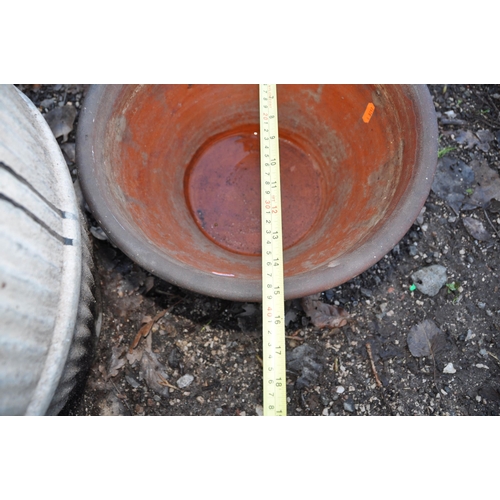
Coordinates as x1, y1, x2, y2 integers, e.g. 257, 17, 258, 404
77, 85, 437, 301
185, 125, 321, 254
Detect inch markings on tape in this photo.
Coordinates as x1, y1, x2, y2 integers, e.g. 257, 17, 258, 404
259, 84, 287, 416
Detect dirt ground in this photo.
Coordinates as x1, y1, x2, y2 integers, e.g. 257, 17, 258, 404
18, 84, 500, 416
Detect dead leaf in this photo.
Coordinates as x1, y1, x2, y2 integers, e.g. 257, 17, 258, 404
407, 320, 446, 357
126, 347, 143, 366
431, 157, 475, 213
476, 130, 495, 152
129, 309, 167, 352
287, 344, 323, 389
114, 292, 143, 319
455, 130, 479, 149
468, 160, 500, 208
236, 303, 258, 318
138, 334, 171, 398
489, 199, 500, 213
283, 299, 303, 327
453, 129, 494, 152
463, 217, 491, 241
126, 333, 172, 397
301, 294, 349, 328
236, 303, 260, 333
143, 276, 155, 294
107, 346, 127, 379
43, 105, 77, 142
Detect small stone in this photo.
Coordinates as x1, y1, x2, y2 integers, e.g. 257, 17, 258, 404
343, 400, 355, 413
90, 226, 108, 241
336, 386, 345, 394
416, 206, 426, 225
40, 97, 55, 109
319, 393, 330, 406
465, 330, 475, 341
322, 408, 329, 416
463, 217, 491, 241
125, 375, 140, 389
255, 405, 263, 416
411, 265, 447, 296
443, 362, 456, 374
177, 374, 194, 389
61, 142, 76, 163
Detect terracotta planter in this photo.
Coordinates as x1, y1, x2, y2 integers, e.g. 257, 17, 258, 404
77, 85, 437, 301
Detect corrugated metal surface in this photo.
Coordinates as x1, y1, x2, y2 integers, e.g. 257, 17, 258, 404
0, 85, 82, 415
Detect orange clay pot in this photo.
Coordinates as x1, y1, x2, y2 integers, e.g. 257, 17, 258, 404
77, 85, 437, 301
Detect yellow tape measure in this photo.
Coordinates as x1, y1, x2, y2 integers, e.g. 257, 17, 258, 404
259, 84, 287, 416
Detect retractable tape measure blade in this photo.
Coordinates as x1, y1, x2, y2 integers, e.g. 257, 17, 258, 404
259, 84, 287, 416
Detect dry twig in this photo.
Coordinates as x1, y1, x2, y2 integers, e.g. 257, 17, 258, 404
285, 335, 305, 342
157, 375, 180, 391
366, 343, 382, 388
129, 299, 183, 353
129, 309, 167, 353
111, 382, 132, 413
333, 357, 339, 373
487, 351, 500, 367
483, 209, 500, 239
